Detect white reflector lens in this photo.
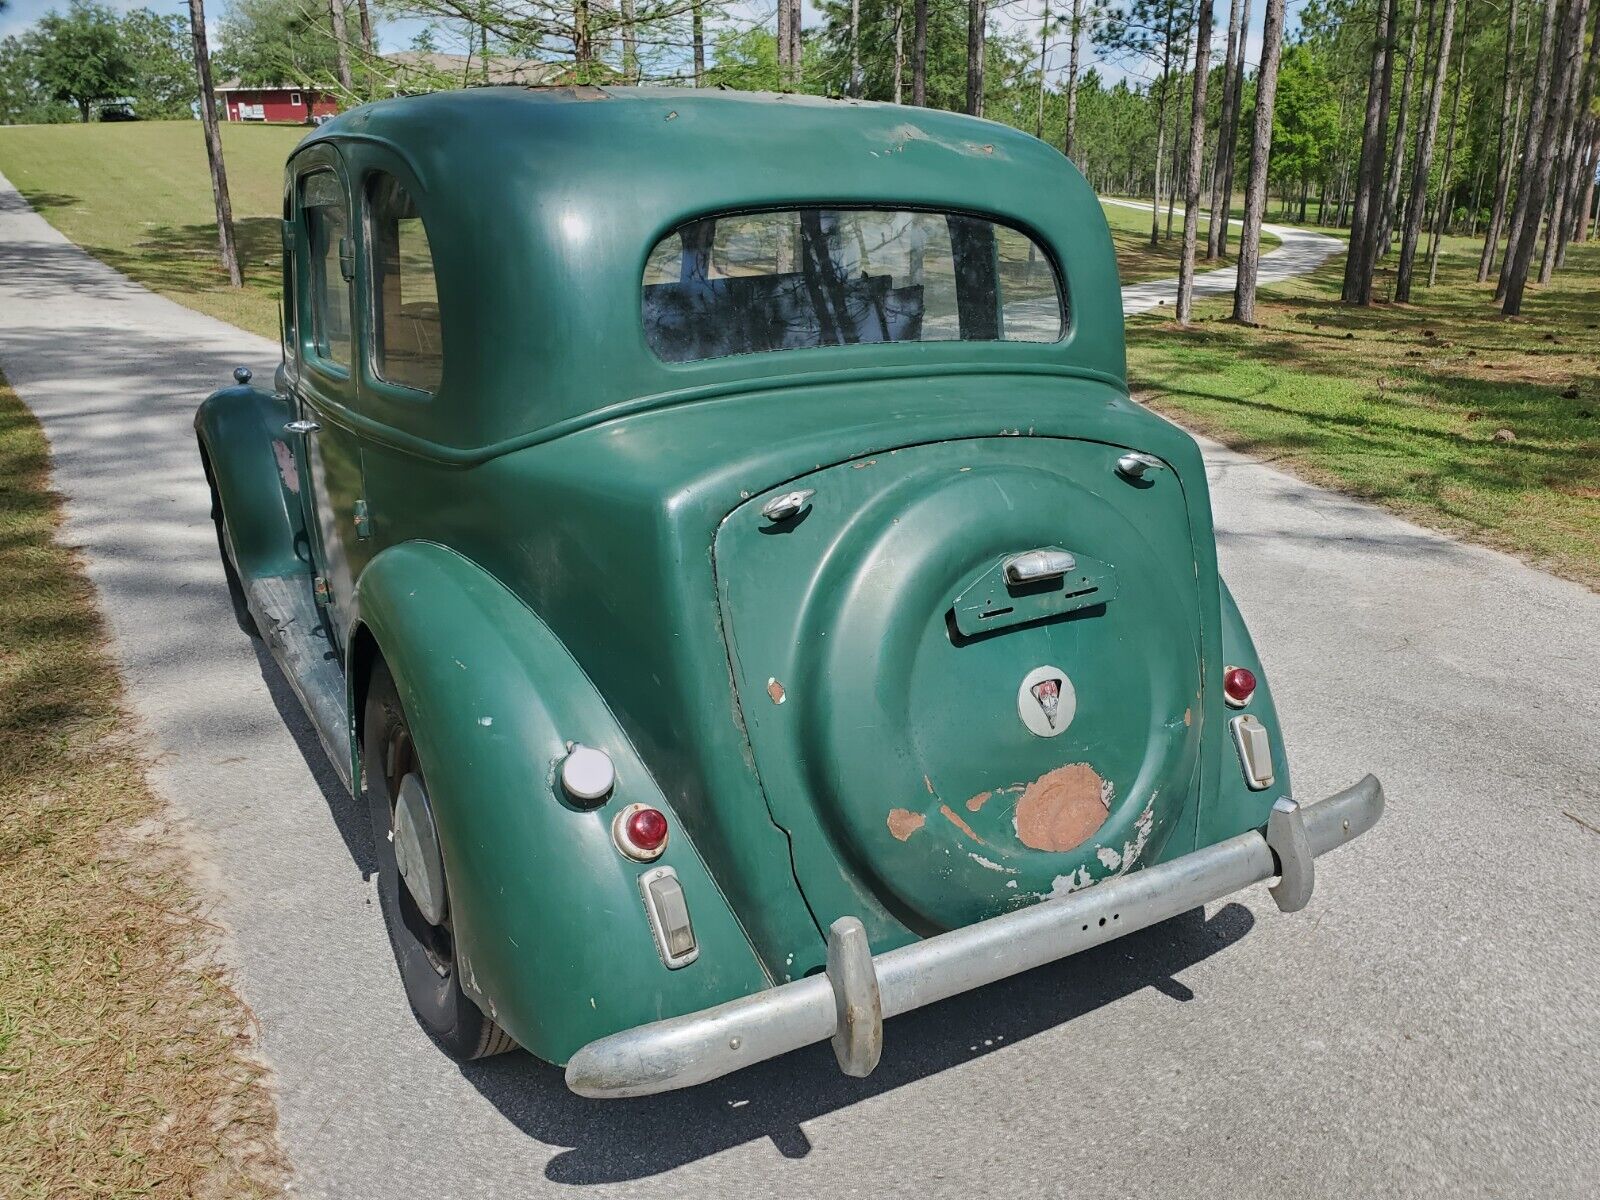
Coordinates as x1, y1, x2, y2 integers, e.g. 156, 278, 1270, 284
639, 866, 698, 968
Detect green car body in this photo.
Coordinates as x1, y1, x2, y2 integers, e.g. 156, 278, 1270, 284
196, 86, 1380, 1096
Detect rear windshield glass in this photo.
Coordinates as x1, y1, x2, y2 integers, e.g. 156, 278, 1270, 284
642, 208, 1065, 363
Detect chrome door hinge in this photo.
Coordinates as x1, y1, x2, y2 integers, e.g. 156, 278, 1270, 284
353, 499, 372, 540
313, 575, 332, 605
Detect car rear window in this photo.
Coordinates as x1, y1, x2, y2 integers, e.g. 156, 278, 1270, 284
642, 208, 1065, 363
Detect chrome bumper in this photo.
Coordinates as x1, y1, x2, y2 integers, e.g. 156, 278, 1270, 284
565, 776, 1385, 1099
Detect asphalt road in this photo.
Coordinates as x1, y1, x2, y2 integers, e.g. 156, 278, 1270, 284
1, 172, 1596, 1198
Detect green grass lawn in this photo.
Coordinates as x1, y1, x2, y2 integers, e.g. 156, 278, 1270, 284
1100, 196, 1282, 284
0, 121, 308, 339
1128, 233, 1600, 587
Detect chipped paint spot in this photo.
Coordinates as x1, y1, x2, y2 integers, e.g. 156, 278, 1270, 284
1097, 846, 1123, 870
939, 803, 983, 842
924, 774, 935, 795
887, 808, 925, 841
1050, 866, 1094, 896
966, 790, 992, 813
271, 439, 300, 494
478, 716, 494, 727
852, 458, 879, 469
767, 677, 786, 704
1183, 707, 1193, 727
1006, 879, 1018, 888
968, 853, 1018, 874
1013, 763, 1111, 852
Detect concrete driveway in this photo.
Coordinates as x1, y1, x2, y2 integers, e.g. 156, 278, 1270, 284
1, 171, 1596, 1199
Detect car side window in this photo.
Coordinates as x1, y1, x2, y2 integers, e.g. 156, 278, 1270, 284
366, 172, 443, 393
300, 170, 353, 369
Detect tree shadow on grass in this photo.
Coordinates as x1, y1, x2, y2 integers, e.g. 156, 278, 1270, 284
87, 215, 284, 300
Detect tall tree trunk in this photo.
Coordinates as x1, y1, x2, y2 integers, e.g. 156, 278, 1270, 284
913, 0, 929, 105
966, 0, 987, 116
1395, 0, 1456, 302
328, 0, 354, 92
1065, 0, 1086, 159
1477, 0, 1523, 279
1150, 4, 1177, 247
893, 2, 905, 102
1426, 0, 1470, 286
1206, 0, 1245, 258
187, 0, 241, 288
1376, 0, 1425, 262
356, 0, 372, 53
1233, 0, 1286, 323
620, 0, 637, 82
1343, 0, 1399, 303
850, 0, 863, 96
1548, 5, 1599, 272
1178, 0, 1214, 323
790, 0, 803, 84
1035, 0, 1051, 137
1166, 15, 1193, 241
1574, 126, 1599, 242
1496, 0, 1563, 300
778, 0, 792, 83
1504, 0, 1593, 313
693, 0, 705, 85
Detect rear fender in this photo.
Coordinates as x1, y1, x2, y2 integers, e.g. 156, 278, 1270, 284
193, 383, 308, 582
1196, 579, 1293, 846
349, 541, 770, 1065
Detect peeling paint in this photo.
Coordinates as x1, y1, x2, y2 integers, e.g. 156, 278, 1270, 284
766, 677, 786, 704
1183, 706, 1193, 727
939, 803, 983, 842
965, 790, 991, 813
271, 439, 300, 494
968, 853, 1017, 874
1096, 846, 1122, 870
478, 716, 494, 727
887, 808, 925, 841
1013, 763, 1111, 852
924, 774, 935, 795
1050, 866, 1094, 896
1006, 879, 1019, 888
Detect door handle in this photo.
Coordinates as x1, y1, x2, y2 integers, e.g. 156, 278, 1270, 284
1003, 548, 1077, 584
1116, 451, 1166, 480
285, 419, 321, 435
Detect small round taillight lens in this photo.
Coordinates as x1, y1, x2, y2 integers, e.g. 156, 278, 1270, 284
613, 803, 669, 860
1223, 666, 1257, 707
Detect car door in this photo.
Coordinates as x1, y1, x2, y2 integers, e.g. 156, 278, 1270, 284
289, 148, 366, 648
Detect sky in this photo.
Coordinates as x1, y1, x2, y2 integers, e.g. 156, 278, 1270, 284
0, 0, 1311, 92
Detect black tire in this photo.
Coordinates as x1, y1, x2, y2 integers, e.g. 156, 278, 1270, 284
363, 659, 517, 1060
204, 473, 258, 637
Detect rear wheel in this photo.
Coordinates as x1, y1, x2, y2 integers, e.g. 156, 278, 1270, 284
363, 659, 516, 1060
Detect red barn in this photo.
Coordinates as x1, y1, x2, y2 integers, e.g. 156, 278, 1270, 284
215, 81, 339, 123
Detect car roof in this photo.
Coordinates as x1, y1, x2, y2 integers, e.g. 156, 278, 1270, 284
288, 87, 1124, 458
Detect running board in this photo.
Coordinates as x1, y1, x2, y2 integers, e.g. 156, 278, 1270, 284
246, 575, 353, 792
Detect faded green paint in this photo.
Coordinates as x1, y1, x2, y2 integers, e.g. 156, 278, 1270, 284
195, 87, 1290, 1065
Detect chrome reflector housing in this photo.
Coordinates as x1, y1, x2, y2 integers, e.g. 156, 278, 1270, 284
638, 866, 698, 968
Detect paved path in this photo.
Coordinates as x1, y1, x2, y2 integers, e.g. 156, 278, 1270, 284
1, 172, 1596, 1199
1100, 197, 1346, 315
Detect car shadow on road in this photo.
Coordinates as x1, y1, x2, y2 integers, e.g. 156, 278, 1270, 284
461, 901, 1254, 1184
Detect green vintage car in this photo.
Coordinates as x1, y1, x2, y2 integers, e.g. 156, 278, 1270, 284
196, 86, 1383, 1097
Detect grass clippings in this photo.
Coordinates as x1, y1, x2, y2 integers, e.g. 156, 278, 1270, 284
0, 370, 289, 1198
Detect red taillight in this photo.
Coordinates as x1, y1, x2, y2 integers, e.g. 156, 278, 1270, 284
613, 803, 670, 860
628, 808, 669, 850
1223, 666, 1257, 707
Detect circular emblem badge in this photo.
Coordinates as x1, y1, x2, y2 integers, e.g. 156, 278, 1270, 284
1018, 665, 1076, 738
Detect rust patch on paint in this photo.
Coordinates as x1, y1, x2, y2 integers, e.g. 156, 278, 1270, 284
1013, 764, 1110, 852
924, 774, 935, 794
766, 677, 786, 704
939, 804, 984, 843
965, 790, 992, 813
1183, 707, 1192, 727
887, 809, 925, 841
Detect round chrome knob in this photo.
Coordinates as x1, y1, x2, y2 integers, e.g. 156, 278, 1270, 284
233, 366, 253, 385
